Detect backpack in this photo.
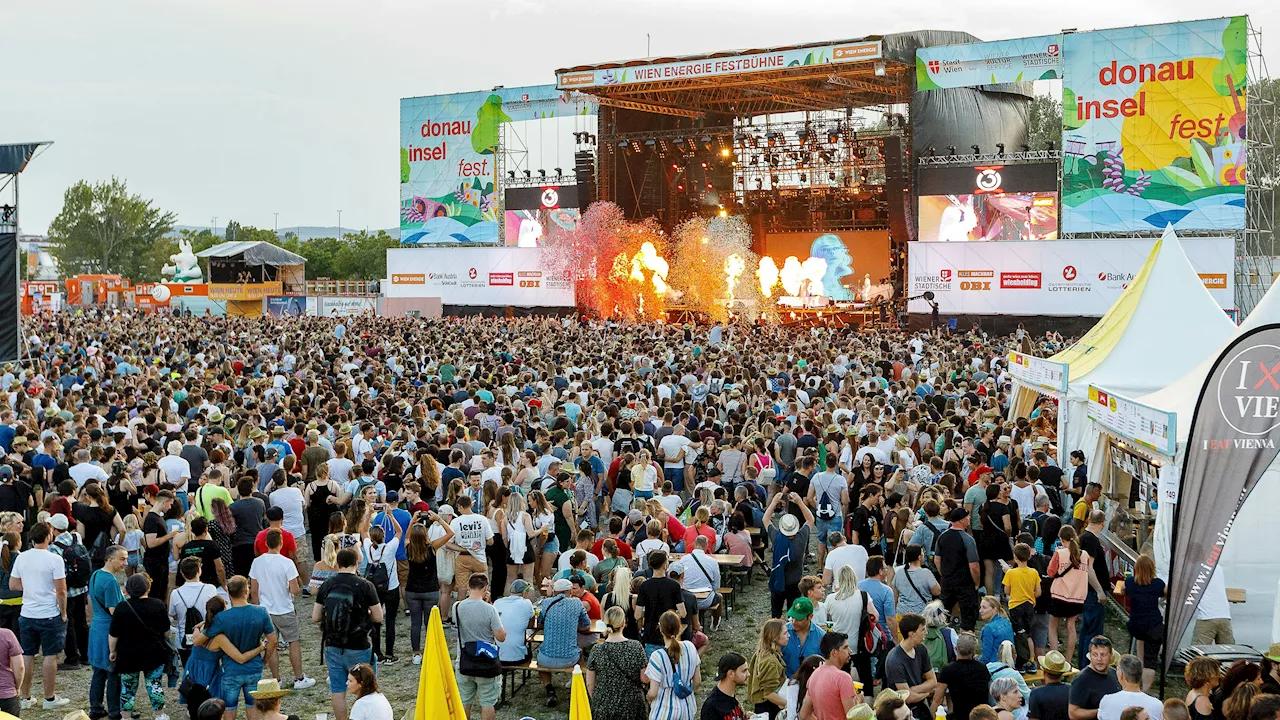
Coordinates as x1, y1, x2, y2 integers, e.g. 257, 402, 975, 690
322, 582, 365, 647
815, 477, 838, 521
1020, 511, 1044, 539
176, 586, 205, 649
669, 648, 695, 699
89, 526, 111, 565
363, 546, 391, 595
61, 535, 92, 589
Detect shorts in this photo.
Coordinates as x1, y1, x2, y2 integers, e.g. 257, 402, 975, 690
633, 490, 655, 501
127, 551, 142, 569
220, 670, 261, 709
1050, 598, 1083, 619
692, 631, 708, 651
454, 554, 487, 592
324, 645, 374, 693
271, 609, 300, 645
541, 537, 561, 554
1031, 612, 1050, 649
815, 516, 842, 545
457, 673, 501, 709
1009, 602, 1036, 637
18, 615, 66, 656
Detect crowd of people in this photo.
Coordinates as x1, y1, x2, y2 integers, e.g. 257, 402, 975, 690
0, 310, 1271, 720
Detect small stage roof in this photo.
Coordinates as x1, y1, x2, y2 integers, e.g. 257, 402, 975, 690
197, 241, 305, 267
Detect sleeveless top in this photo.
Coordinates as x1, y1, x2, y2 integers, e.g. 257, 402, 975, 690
507, 511, 530, 565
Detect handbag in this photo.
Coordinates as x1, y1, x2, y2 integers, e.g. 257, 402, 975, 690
122, 598, 180, 677
669, 648, 695, 700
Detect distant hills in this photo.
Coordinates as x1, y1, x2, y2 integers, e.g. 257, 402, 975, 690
171, 226, 401, 242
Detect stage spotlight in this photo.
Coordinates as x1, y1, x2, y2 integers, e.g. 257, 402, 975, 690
538, 169, 546, 179
554, 167, 562, 176
701, 136, 714, 152
705, 182, 713, 190
766, 132, 778, 147
671, 163, 680, 170
617, 140, 628, 149
796, 129, 808, 144
996, 143, 1005, 156
507, 171, 516, 180
523, 170, 532, 179
755, 178, 763, 189
677, 184, 685, 191
700, 162, 708, 169
749, 157, 759, 166
644, 139, 657, 152
674, 137, 687, 152
927, 147, 936, 157
718, 208, 728, 218
947, 146, 957, 156
720, 148, 731, 158
827, 126, 840, 143
1021, 143, 1031, 153
971, 145, 980, 155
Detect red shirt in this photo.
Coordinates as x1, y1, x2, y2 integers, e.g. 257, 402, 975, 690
683, 523, 716, 552
806, 663, 856, 720
254, 527, 297, 557
287, 437, 306, 459
591, 537, 634, 562
408, 500, 430, 514
665, 514, 687, 544
579, 591, 602, 621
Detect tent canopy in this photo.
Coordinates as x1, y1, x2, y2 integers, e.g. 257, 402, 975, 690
196, 241, 305, 267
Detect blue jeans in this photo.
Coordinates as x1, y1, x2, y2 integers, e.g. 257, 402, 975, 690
325, 646, 374, 693
90, 666, 122, 720
645, 643, 664, 658
815, 516, 843, 546
663, 467, 684, 492
1078, 588, 1106, 668
221, 669, 261, 709
633, 490, 655, 501
18, 614, 66, 656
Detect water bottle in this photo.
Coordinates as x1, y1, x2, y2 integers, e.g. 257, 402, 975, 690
936, 707, 948, 720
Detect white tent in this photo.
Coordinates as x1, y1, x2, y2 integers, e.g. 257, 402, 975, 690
1129, 278, 1280, 649
1024, 227, 1237, 460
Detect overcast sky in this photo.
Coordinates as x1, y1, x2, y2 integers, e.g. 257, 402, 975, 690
6, 0, 1271, 235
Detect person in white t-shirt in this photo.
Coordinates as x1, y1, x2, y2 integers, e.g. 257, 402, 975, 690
10, 522, 71, 708
446, 496, 492, 594
1097, 655, 1164, 720
657, 425, 700, 493
363, 521, 403, 663
822, 531, 869, 591
269, 477, 307, 542
249, 528, 315, 689
68, 449, 109, 489
170, 556, 220, 649
158, 440, 192, 489
326, 443, 355, 486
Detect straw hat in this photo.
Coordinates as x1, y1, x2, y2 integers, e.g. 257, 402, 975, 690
1264, 643, 1280, 663
847, 704, 875, 720
777, 513, 801, 537
249, 678, 291, 700
1038, 650, 1075, 674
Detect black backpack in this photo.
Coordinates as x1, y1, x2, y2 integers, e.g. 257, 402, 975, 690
1020, 511, 1044, 539
61, 535, 92, 589
363, 546, 391, 595
322, 582, 365, 647
176, 587, 205, 649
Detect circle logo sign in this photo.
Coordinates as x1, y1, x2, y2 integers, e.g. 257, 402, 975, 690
1062, 266, 1077, 281
975, 169, 1002, 192
541, 188, 559, 208
1216, 342, 1280, 435
468, 268, 478, 280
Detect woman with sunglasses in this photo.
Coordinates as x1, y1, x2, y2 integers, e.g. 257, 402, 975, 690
346, 663, 393, 720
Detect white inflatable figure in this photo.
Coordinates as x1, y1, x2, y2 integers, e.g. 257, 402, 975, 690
937, 198, 978, 242
162, 238, 204, 283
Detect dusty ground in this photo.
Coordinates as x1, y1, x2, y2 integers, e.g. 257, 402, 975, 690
25, 562, 1178, 720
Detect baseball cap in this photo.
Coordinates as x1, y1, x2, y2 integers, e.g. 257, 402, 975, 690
946, 507, 970, 523
668, 562, 685, 577
552, 578, 573, 592
786, 597, 815, 620
510, 579, 531, 594
0, 466, 13, 480
50, 514, 69, 531
437, 504, 456, 517
628, 509, 644, 524
716, 652, 747, 681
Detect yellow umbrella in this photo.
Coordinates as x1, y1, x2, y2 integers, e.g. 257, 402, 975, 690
570, 663, 592, 720
412, 606, 467, 720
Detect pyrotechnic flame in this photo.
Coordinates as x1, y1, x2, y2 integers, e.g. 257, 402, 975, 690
630, 241, 669, 295
757, 257, 780, 298
779, 256, 827, 297
724, 254, 745, 302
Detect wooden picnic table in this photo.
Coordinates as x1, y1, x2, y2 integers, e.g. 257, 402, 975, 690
671, 553, 745, 566
1114, 580, 1246, 603
532, 619, 608, 644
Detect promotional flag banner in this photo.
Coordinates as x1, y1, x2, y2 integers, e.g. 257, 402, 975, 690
414, 606, 467, 720
1164, 323, 1280, 669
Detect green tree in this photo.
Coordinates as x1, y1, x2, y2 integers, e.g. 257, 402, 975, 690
48, 178, 176, 276
332, 230, 398, 280
1027, 94, 1063, 151
224, 220, 243, 242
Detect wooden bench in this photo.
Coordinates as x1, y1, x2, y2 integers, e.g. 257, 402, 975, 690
718, 587, 735, 617
501, 660, 575, 704
1022, 668, 1079, 686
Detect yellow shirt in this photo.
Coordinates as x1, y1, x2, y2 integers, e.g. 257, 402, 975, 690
1004, 565, 1041, 609
1072, 499, 1090, 524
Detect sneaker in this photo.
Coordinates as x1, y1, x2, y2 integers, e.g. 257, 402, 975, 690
413, 655, 423, 665
58, 661, 82, 671
19, 699, 32, 711
293, 677, 317, 690
300, 588, 312, 597
43, 697, 71, 710
382, 655, 399, 665
546, 689, 558, 708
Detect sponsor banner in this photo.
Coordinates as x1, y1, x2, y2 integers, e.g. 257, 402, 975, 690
1008, 351, 1070, 394
383, 247, 574, 307
208, 281, 282, 302
1062, 18, 1247, 233
1165, 324, 1280, 669
400, 86, 596, 245
316, 296, 376, 316
504, 184, 581, 212
265, 296, 308, 317
557, 41, 882, 89
918, 192, 1059, 242
916, 34, 1063, 90
1087, 385, 1178, 455
917, 163, 1059, 196
907, 237, 1233, 316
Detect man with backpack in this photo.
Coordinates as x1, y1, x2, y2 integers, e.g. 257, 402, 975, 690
169, 557, 218, 667
9, 522, 71, 709
312, 547, 382, 720
250, 529, 316, 690
908, 500, 948, 570
807, 454, 848, 568
49, 514, 90, 670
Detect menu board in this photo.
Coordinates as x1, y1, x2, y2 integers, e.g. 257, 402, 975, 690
1088, 385, 1178, 456
1007, 351, 1069, 394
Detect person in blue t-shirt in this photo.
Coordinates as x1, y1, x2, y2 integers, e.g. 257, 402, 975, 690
373, 495, 412, 577
197, 575, 275, 715
857, 555, 898, 641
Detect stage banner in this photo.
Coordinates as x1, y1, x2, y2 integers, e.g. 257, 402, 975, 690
906, 237, 1233, 316
1061, 17, 1248, 233
916, 34, 1063, 90
0, 233, 16, 363
504, 184, 581, 211
1008, 351, 1069, 394
383, 247, 574, 307
1087, 385, 1178, 456
558, 41, 882, 89
400, 86, 595, 245
317, 296, 377, 316
1164, 324, 1280, 669
265, 296, 307, 317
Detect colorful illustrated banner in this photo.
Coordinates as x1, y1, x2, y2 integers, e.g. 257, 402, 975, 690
557, 41, 882, 89
1087, 385, 1178, 456
1008, 351, 1070, 394
1062, 17, 1247, 233
383, 247, 575, 307
906, 237, 1234, 316
399, 86, 595, 246
916, 34, 1063, 90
